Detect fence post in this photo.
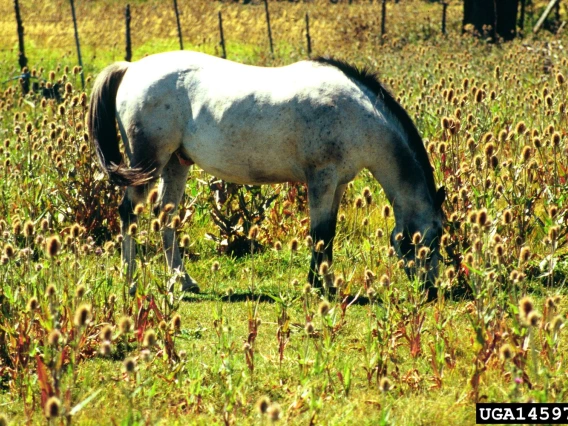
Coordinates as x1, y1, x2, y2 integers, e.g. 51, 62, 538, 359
381, 0, 387, 40
441, 2, 447, 35
69, 0, 85, 90
125, 4, 132, 61
305, 12, 312, 57
263, 0, 274, 57
13, 0, 28, 94
218, 11, 227, 59
173, 0, 183, 50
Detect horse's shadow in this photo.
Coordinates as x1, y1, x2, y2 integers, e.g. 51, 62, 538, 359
182, 291, 373, 305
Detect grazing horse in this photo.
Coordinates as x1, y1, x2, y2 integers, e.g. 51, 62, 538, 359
88, 51, 445, 295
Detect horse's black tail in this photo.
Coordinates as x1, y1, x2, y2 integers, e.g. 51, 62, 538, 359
88, 62, 152, 186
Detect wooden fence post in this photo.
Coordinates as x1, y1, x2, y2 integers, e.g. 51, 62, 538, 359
381, 0, 387, 39
69, 0, 85, 89
13, 0, 28, 94
263, 0, 274, 57
125, 4, 132, 62
441, 2, 447, 35
173, 0, 183, 50
305, 12, 312, 57
218, 11, 227, 59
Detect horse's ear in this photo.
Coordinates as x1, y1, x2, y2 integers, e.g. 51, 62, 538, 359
435, 186, 446, 211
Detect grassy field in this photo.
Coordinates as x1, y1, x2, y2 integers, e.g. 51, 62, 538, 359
1, 0, 568, 424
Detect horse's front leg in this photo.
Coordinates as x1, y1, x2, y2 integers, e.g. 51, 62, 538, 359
157, 156, 200, 293
307, 170, 346, 288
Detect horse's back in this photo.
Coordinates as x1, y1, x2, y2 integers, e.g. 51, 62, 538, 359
115, 51, 387, 185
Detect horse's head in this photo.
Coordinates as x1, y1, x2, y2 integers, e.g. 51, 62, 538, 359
390, 186, 446, 293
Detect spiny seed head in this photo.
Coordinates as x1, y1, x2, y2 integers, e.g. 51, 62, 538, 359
40, 218, 49, 232
305, 321, 315, 334
354, 196, 364, 209
180, 234, 190, 248
171, 314, 182, 332
315, 240, 324, 253
334, 276, 345, 287
100, 325, 113, 341
163, 203, 175, 213
363, 186, 373, 204
548, 226, 559, 240
48, 329, 62, 346
477, 209, 488, 226
27, 296, 39, 312
70, 223, 80, 238
502, 209, 513, 225
548, 205, 558, 218
319, 261, 329, 276
499, 344, 514, 361
551, 315, 564, 331
441, 116, 450, 130
45, 396, 61, 418
46, 236, 61, 257
552, 132, 561, 147
100, 340, 111, 356
382, 204, 391, 218
248, 225, 259, 240
417, 247, 429, 260
3, 244, 14, 259
23, 220, 34, 238
521, 145, 532, 162
257, 396, 271, 414
484, 142, 495, 158
304, 235, 313, 248
379, 377, 393, 392
289, 238, 299, 252
128, 223, 137, 236
119, 316, 133, 334
273, 241, 282, 251
515, 121, 527, 135
147, 189, 159, 206
546, 297, 556, 309
134, 204, 144, 215
170, 215, 181, 229
211, 261, 220, 272
75, 284, 86, 298
519, 296, 534, 319
74, 304, 91, 327
412, 232, 422, 245
527, 311, 541, 327
151, 219, 161, 232
159, 320, 167, 331
303, 283, 312, 295
143, 329, 157, 347
494, 243, 504, 258
519, 246, 531, 264
124, 356, 136, 373
556, 72, 565, 85
318, 300, 331, 316
445, 266, 456, 280
267, 403, 281, 421
46, 284, 57, 298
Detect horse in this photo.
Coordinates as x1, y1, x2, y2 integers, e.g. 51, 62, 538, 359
88, 51, 445, 296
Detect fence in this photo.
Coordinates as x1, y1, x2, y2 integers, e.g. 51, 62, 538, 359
1, 0, 463, 78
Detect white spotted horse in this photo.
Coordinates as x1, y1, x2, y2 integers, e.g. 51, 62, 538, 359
88, 51, 445, 296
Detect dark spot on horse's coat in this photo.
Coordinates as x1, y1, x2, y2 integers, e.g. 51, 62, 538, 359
165, 104, 171, 110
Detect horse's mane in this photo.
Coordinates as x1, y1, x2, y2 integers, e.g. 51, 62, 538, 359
312, 56, 437, 201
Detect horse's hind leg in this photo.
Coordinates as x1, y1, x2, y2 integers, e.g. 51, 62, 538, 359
119, 183, 155, 295
307, 168, 346, 288
156, 155, 199, 293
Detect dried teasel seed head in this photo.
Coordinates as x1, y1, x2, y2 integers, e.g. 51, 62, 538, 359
45, 396, 61, 418
304, 235, 313, 248
499, 343, 514, 361
273, 241, 282, 251
289, 238, 299, 252
319, 261, 329, 276
27, 296, 39, 312
527, 311, 541, 328
515, 121, 527, 135
502, 209, 513, 225
73, 303, 91, 327
124, 356, 136, 373
171, 314, 182, 332
318, 300, 331, 316
147, 189, 159, 206
379, 377, 393, 393
257, 396, 271, 414
548, 226, 559, 241
45, 236, 61, 258
519, 296, 534, 319
315, 240, 325, 253
119, 316, 133, 334
100, 324, 113, 342
551, 315, 564, 332
211, 260, 220, 272
48, 329, 62, 346
417, 246, 430, 260
75, 284, 86, 298
548, 205, 558, 218
46, 284, 57, 298
519, 246, 531, 264
134, 204, 144, 215
304, 321, 315, 335
266, 403, 281, 422
412, 232, 422, 245
248, 225, 259, 240
143, 329, 157, 347
151, 219, 161, 232
382, 204, 391, 218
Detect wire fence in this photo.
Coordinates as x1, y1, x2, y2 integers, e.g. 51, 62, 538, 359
1, 0, 464, 74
